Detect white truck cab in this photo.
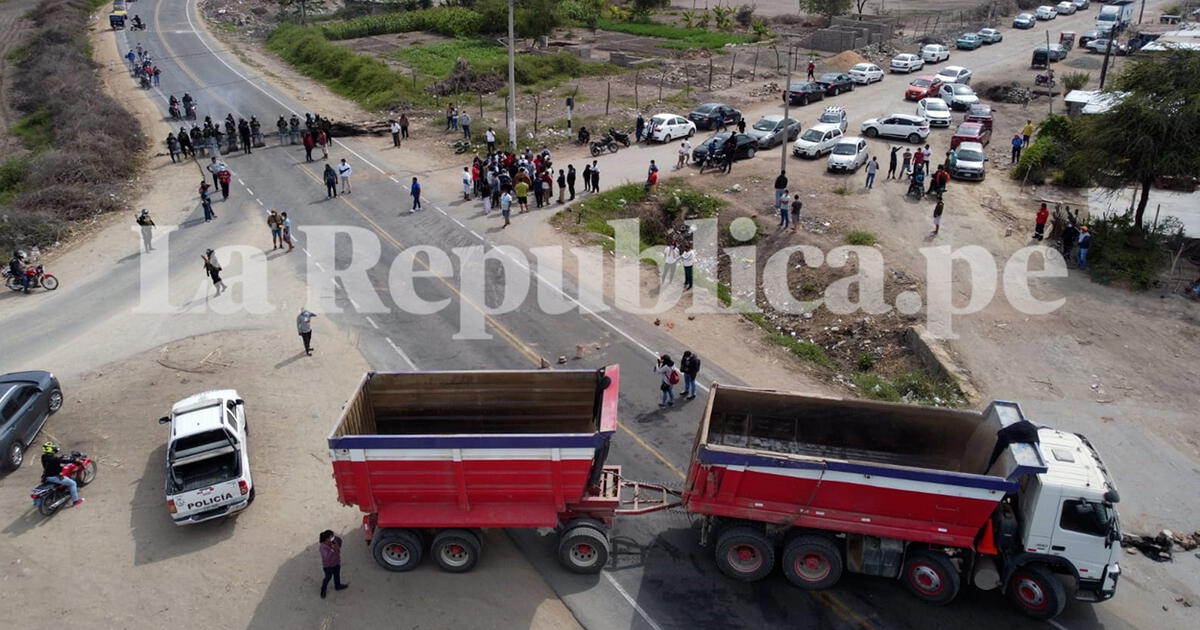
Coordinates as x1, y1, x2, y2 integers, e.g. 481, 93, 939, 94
160, 390, 253, 525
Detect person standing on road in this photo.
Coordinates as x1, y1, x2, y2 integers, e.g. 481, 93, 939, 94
297, 308, 317, 356
317, 129, 329, 159
1077, 226, 1091, 269
679, 351, 701, 400
240, 120, 253, 155
178, 128, 193, 158
773, 171, 788, 207
217, 167, 232, 201
485, 127, 496, 153
677, 139, 691, 169
1034, 203, 1049, 240
323, 163, 338, 199
912, 147, 925, 174
777, 190, 790, 229
202, 249, 226, 296
390, 119, 401, 147
655, 354, 677, 407
865, 157, 878, 189
281, 212, 296, 252
1011, 134, 1023, 164
400, 113, 409, 139
500, 187, 512, 228
207, 157, 223, 189
460, 111, 472, 140
932, 198, 944, 235
318, 530, 348, 599
790, 194, 802, 232
635, 113, 646, 143
582, 163, 592, 193
165, 133, 180, 164
1022, 119, 1034, 147
277, 116, 288, 146
721, 135, 737, 173
567, 164, 577, 199
1061, 219, 1079, 265
337, 159, 352, 194
921, 144, 932, 165
681, 245, 695, 290
514, 178, 529, 213
410, 177, 422, 213
199, 181, 215, 222
590, 161, 600, 192
662, 241, 680, 285
136, 209, 155, 253
268, 210, 283, 250
807, 59, 816, 81
900, 148, 913, 179
302, 131, 315, 163
887, 146, 899, 179
716, 109, 726, 132
462, 167, 473, 201
737, 117, 746, 134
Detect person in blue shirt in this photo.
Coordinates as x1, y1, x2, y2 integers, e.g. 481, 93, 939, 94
1011, 133, 1024, 164
410, 177, 421, 213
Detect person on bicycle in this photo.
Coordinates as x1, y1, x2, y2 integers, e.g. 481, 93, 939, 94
41, 442, 84, 506
8, 250, 29, 293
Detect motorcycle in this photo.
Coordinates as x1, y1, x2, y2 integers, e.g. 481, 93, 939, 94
608, 128, 631, 147
168, 103, 181, 120
184, 102, 197, 120
31, 452, 97, 516
1035, 73, 1056, 88
4, 264, 59, 292
589, 135, 619, 157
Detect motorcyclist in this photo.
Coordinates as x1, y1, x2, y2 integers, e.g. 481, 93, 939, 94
182, 92, 194, 108
131, 15, 144, 30
41, 442, 84, 507
8, 250, 29, 293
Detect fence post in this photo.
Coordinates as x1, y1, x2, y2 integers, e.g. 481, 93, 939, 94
659, 71, 665, 100
634, 70, 640, 109
708, 57, 713, 90
729, 52, 736, 88
533, 94, 540, 135
605, 81, 611, 115
478, 93, 483, 119
751, 44, 759, 80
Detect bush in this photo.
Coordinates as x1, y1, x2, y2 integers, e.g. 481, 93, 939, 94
560, 0, 602, 29
1087, 213, 1186, 289
844, 230, 876, 246
594, 18, 753, 49
852, 371, 963, 405
735, 4, 756, 27
856, 352, 876, 371
269, 24, 420, 110
319, 7, 484, 39
1062, 71, 1091, 92
477, 0, 562, 38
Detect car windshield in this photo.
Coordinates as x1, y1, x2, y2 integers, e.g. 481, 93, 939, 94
694, 104, 717, 114
800, 129, 825, 142
753, 119, 778, 131
911, 79, 931, 87
924, 100, 948, 111
953, 86, 974, 95
957, 148, 984, 161
819, 113, 841, 123
818, 74, 840, 82
702, 134, 730, 149
832, 143, 858, 155
852, 64, 869, 72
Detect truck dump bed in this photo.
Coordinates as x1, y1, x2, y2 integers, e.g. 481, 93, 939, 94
329, 366, 620, 529
682, 385, 1046, 548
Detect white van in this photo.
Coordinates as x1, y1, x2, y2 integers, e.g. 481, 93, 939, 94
921, 44, 950, 63
160, 390, 253, 525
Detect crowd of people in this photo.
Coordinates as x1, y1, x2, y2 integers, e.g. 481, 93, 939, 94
457, 145, 604, 228
165, 108, 263, 162
126, 44, 161, 89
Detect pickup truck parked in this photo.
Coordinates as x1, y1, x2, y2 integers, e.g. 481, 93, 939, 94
160, 390, 253, 525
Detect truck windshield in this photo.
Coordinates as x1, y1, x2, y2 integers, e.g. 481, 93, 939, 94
1060, 499, 1116, 537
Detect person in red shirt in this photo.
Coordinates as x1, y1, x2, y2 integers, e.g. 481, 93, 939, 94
912, 147, 926, 174
807, 60, 816, 81
1034, 202, 1050, 240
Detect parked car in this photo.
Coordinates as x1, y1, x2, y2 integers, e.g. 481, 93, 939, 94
815, 72, 856, 96
782, 81, 826, 106
977, 28, 1004, 43
861, 114, 931, 143
816, 106, 849, 132
1086, 38, 1129, 54
1072, 0, 1090, 9
905, 75, 943, 100
848, 63, 884, 84
1036, 5, 1057, 20
939, 83, 980, 110
1035, 44, 1069, 61
745, 115, 800, 148
646, 113, 696, 143
935, 65, 973, 84
1013, 13, 1036, 28
827, 136, 869, 172
1079, 29, 1102, 47
691, 132, 759, 164
889, 53, 925, 73
793, 123, 844, 158
920, 44, 951, 63
950, 141, 987, 181
0, 371, 63, 471
1055, 1, 1077, 15
951, 121, 992, 149
964, 103, 994, 132
161, 390, 254, 525
916, 98, 953, 127
687, 103, 742, 130
955, 33, 983, 50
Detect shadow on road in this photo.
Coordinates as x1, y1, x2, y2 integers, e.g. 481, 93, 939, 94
273, 351, 308, 370
130, 443, 235, 565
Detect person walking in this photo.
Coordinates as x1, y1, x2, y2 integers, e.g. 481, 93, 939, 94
1034, 202, 1049, 240
679, 351, 701, 400
460, 111, 472, 140
677, 139, 691, 169
297, 309, 317, 356
567, 164, 577, 200
655, 354, 677, 407
681, 246, 695, 290
323, 163, 338, 199
1022, 119, 1034, 147
645, 160, 659, 193
582, 163, 592, 193
1011, 134, 1023, 164
399, 113, 409, 139
777, 190, 790, 229
932, 198, 944, 235
318, 530, 348, 598
790, 193, 802, 232
773, 170, 788, 207
485, 127, 496, 154
218, 167, 231, 201
267, 210, 283, 250
887, 146, 899, 179
806, 59, 816, 81
500, 187, 512, 228
662, 241, 680, 285
302, 131, 315, 163
900, 148, 913, 179
737, 117, 746, 134
590, 161, 600, 192
921, 144, 932, 165
136, 209, 155, 253
721, 135, 737, 173
199, 181, 216, 222
337, 159, 352, 194
390, 119, 401, 147
865, 157, 878, 189
317, 129, 329, 159
462, 167, 473, 201
166, 134, 180, 163
178, 128, 193, 158
281, 212, 296, 252
207, 157, 223, 189
202, 249, 226, 296
635, 113, 646, 143
410, 176, 422, 213
1076, 226, 1091, 269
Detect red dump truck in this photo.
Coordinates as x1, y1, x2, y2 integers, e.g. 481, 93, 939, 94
329, 372, 1120, 620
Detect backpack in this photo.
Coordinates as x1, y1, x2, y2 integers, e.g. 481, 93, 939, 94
668, 369, 680, 385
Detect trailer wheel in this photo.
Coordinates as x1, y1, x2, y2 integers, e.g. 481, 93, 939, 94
558, 525, 610, 574
715, 526, 775, 582
1007, 565, 1066, 620
372, 529, 423, 572
432, 529, 481, 573
781, 535, 843, 590
901, 550, 961, 605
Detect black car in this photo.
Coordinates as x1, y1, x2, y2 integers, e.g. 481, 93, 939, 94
691, 132, 759, 165
687, 103, 742, 130
782, 81, 826, 106
1, 371, 63, 470
814, 72, 856, 96
1079, 29, 1102, 48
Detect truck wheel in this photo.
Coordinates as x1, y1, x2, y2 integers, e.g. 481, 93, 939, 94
1007, 565, 1066, 620
372, 529, 423, 572
558, 525, 610, 574
781, 535, 843, 590
432, 529, 481, 573
902, 550, 961, 605
715, 526, 775, 582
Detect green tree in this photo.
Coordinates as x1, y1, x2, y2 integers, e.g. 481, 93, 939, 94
276, 0, 328, 25
477, 0, 563, 37
799, 0, 852, 22
1070, 50, 1200, 230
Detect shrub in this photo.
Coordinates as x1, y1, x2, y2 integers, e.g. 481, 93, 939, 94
319, 7, 484, 39
844, 230, 876, 245
594, 18, 752, 49
856, 352, 876, 371
735, 4, 756, 27
560, 0, 602, 29
1087, 213, 1186, 289
1062, 71, 1091, 92
269, 24, 419, 110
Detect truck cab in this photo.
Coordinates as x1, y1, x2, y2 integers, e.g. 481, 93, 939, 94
160, 390, 253, 525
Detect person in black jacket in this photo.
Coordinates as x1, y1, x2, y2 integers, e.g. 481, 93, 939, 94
679, 351, 701, 400
41, 442, 84, 506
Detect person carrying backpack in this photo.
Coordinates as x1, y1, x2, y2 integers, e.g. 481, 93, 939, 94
679, 351, 701, 400
655, 354, 678, 407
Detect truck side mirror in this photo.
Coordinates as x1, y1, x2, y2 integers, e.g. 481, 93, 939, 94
158, 416, 170, 424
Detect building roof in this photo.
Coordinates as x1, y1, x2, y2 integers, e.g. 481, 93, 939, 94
1064, 90, 1126, 114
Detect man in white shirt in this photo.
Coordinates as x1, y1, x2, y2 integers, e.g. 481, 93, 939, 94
337, 159, 352, 194
485, 128, 497, 154
681, 247, 695, 290
390, 119, 401, 147
677, 140, 692, 169
662, 242, 680, 285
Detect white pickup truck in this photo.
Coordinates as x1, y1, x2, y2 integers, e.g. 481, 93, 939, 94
159, 390, 253, 525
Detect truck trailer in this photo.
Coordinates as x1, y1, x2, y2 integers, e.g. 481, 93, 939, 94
1096, 0, 1136, 32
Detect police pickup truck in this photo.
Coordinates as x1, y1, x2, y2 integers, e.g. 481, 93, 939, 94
159, 390, 253, 525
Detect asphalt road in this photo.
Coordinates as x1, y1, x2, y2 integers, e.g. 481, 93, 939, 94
0, 2, 1153, 629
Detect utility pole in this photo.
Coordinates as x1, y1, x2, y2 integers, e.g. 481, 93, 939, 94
1138, 0, 1147, 25
506, 0, 516, 151
1046, 30, 1052, 116
780, 46, 793, 174
1099, 24, 1119, 89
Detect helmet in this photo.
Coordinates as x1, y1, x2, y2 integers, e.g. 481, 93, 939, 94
42, 441, 59, 454
14, 250, 26, 260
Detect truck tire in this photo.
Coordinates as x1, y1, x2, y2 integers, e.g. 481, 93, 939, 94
558, 525, 610, 574
715, 526, 775, 582
1007, 565, 1067, 620
901, 550, 961, 605
372, 529, 423, 572
432, 529, 481, 573
781, 535, 843, 590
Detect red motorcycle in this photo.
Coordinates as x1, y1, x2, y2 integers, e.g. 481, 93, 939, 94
31, 452, 97, 516
3, 264, 59, 292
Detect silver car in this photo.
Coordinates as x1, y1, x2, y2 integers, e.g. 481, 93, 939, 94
951, 141, 987, 181
746, 115, 801, 148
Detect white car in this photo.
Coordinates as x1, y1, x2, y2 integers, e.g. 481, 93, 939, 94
915, 98, 953, 127
934, 65, 973, 85
1036, 5, 1058, 20
890, 53, 925, 73
861, 114, 931, 143
939, 83, 980, 109
793, 123, 844, 158
920, 44, 950, 63
977, 28, 1003, 43
950, 141, 987, 181
827, 136, 869, 172
816, 106, 848, 132
646, 113, 696, 143
161, 390, 253, 525
1055, 1, 1077, 15
848, 63, 884, 84
1072, 0, 1090, 9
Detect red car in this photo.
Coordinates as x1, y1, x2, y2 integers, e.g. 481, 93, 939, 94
905, 75, 943, 101
964, 103, 993, 132
951, 122, 992, 149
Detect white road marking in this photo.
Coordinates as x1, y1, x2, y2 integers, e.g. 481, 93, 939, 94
388, 176, 399, 183
238, 179, 245, 186
450, 217, 464, 227
385, 337, 419, 370
302, 248, 311, 257
348, 297, 360, 309
603, 573, 665, 630
468, 230, 483, 240
256, 198, 264, 206
1048, 620, 1070, 630
313, 262, 325, 272
365, 316, 379, 329
245, 187, 253, 195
